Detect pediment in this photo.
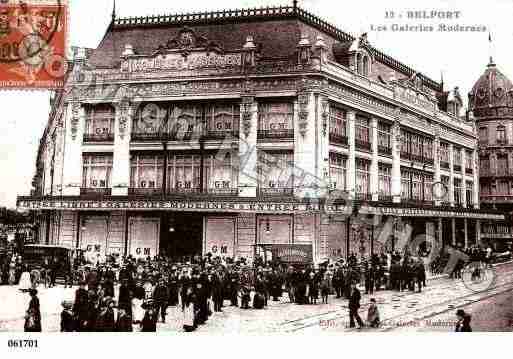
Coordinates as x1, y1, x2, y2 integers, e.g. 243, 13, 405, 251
154, 26, 224, 56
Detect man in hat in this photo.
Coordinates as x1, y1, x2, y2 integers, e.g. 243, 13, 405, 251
348, 283, 364, 329
95, 296, 116, 331
153, 278, 169, 323
60, 301, 76, 332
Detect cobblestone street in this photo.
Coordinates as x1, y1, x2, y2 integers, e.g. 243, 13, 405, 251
1, 262, 512, 333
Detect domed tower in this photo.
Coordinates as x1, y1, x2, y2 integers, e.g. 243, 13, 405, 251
469, 57, 513, 251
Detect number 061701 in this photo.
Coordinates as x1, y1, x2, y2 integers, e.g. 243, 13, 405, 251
7, 339, 38, 348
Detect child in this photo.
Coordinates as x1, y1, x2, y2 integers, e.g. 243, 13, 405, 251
320, 273, 330, 304
366, 298, 380, 328
60, 300, 76, 332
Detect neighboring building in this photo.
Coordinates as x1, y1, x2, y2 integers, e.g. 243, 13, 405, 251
470, 57, 513, 252
17, 4, 502, 263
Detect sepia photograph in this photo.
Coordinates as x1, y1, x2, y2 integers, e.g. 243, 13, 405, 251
0, 0, 512, 355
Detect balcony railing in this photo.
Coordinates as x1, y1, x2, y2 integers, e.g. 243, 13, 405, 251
378, 194, 392, 202
257, 187, 294, 196
80, 188, 112, 197
203, 130, 239, 140
83, 133, 114, 142
131, 131, 168, 141
480, 194, 513, 202
257, 129, 294, 139
128, 188, 164, 197
329, 133, 348, 146
424, 158, 434, 166
378, 145, 392, 156
128, 187, 238, 197
355, 139, 371, 151
355, 192, 371, 201
453, 164, 462, 172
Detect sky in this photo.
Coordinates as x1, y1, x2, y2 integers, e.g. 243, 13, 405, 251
0, 0, 512, 209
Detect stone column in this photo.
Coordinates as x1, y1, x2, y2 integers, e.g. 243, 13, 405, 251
449, 143, 455, 206
473, 149, 480, 209
62, 101, 84, 196
451, 217, 456, 246
347, 110, 356, 199
391, 121, 401, 203
434, 134, 441, 206
239, 96, 258, 197
461, 148, 467, 207
294, 91, 318, 198
112, 101, 133, 196
437, 217, 443, 246
464, 218, 468, 249
476, 220, 481, 245
370, 117, 379, 201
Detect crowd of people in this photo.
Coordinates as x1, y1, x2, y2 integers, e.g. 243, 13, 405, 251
0, 244, 488, 332
10, 249, 435, 332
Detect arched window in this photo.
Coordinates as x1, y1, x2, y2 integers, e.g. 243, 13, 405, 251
497, 125, 506, 144
362, 56, 369, 76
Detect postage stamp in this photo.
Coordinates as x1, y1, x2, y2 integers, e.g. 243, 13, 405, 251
0, 0, 67, 89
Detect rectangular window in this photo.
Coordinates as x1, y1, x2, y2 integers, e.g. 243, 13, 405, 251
82, 154, 113, 189
205, 103, 240, 138
258, 101, 294, 138
479, 127, 488, 145
258, 151, 294, 195
465, 150, 473, 173
355, 158, 370, 198
204, 152, 237, 194
167, 154, 202, 192
497, 155, 508, 176
424, 174, 433, 202
167, 103, 202, 140
454, 147, 462, 172
329, 106, 347, 145
466, 180, 474, 206
378, 163, 391, 200
440, 142, 450, 168
441, 175, 450, 203
412, 172, 422, 201
423, 137, 434, 163
497, 126, 506, 144
84, 104, 115, 141
454, 178, 462, 205
401, 169, 411, 200
411, 133, 422, 161
329, 152, 347, 191
355, 116, 371, 150
377, 122, 392, 155
480, 156, 490, 176
130, 154, 164, 190
400, 129, 410, 158
497, 180, 509, 195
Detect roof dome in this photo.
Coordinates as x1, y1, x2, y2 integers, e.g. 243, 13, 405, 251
469, 59, 513, 111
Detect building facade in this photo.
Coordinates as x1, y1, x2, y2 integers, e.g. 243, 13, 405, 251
470, 58, 513, 252
17, 5, 502, 263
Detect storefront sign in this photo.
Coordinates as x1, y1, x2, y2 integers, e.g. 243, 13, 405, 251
18, 198, 350, 214
127, 52, 241, 72
268, 244, 313, 264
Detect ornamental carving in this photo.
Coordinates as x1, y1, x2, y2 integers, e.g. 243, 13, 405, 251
70, 102, 80, 141
241, 97, 254, 138
156, 26, 223, 57
321, 97, 329, 137
117, 100, 131, 140
298, 93, 309, 137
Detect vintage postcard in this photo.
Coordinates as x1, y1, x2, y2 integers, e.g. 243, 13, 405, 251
0, 0, 512, 354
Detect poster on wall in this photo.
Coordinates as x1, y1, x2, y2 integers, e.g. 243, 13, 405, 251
129, 218, 160, 259
205, 218, 235, 258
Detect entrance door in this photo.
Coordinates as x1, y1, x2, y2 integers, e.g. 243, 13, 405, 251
80, 215, 109, 262
163, 213, 203, 259
205, 217, 236, 258
128, 217, 160, 259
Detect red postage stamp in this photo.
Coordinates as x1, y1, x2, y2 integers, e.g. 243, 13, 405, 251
0, 0, 67, 89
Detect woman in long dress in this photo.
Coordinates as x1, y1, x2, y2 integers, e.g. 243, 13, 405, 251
182, 286, 196, 332
24, 289, 42, 332
18, 265, 32, 292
